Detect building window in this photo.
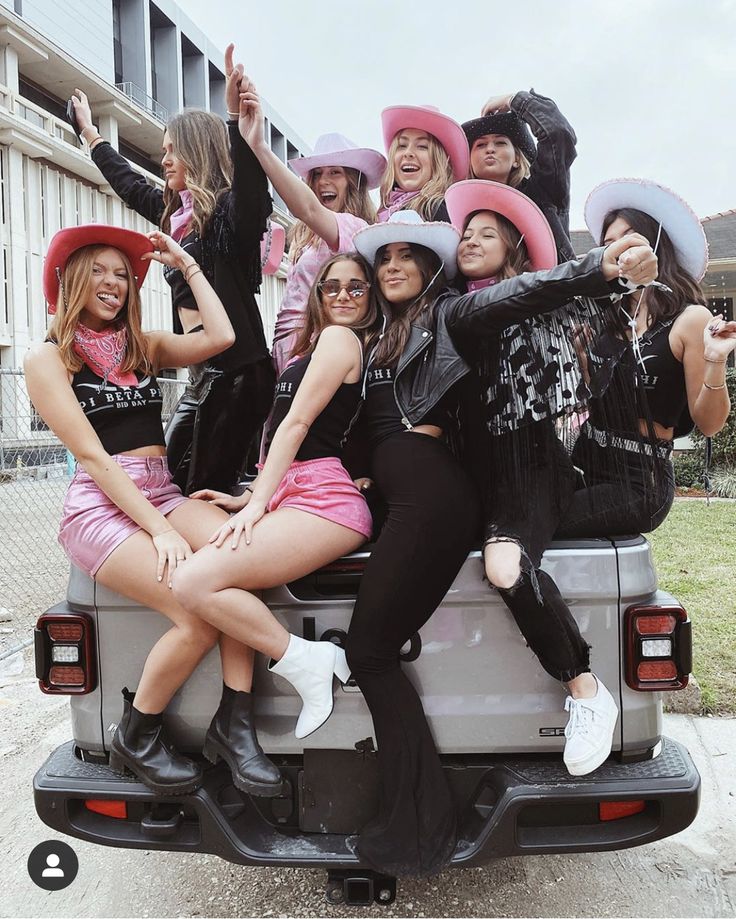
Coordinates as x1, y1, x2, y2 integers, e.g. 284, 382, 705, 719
113, 0, 124, 85
18, 77, 66, 122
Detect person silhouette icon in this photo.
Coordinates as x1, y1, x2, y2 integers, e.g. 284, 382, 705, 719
41, 853, 64, 878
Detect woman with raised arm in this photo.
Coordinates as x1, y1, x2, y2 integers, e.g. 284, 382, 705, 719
226, 49, 385, 374
70, 84, 274, 495
172, 250, 376, 747
25, 224, 285, 798
344, 208, 657, 876
462, 89, 577, 260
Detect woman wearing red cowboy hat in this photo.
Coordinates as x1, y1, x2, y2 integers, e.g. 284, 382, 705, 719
26, 223, 287, 798
69, 79, 275, 497
462, 89, 577, 261
346, 206, 657, 875
229, 53, 385, 374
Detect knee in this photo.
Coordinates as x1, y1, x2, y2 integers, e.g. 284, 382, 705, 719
484, 547, 521, 590
171, 563, 210, 614
177, 617, 220, 654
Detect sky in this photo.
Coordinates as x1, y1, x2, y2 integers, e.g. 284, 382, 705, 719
175, 0, 736, 228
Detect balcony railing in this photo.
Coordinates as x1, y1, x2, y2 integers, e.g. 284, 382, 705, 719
115, 82, 168, 124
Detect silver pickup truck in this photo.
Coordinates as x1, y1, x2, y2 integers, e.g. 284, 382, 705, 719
33, 534, 698, 906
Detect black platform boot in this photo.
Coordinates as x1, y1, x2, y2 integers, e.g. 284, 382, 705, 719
202, 683, 283, 797
109, 688, 202, 794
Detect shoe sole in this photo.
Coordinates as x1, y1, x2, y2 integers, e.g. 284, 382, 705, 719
108, 748, 202, 795
202, 735, 284, 798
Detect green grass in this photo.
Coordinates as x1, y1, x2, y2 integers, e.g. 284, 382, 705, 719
648, 499, 736, 714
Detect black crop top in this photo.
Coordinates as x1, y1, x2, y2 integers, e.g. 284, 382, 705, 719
72, 363, 165, 455
263, 355, 361, 461
364, 364, 456, 447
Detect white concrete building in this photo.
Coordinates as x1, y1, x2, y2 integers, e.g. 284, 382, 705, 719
0, 0, 307, 371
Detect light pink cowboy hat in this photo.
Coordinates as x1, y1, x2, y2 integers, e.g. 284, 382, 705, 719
44, 224, 154, 314
353, 210, 461, 279
260, 221, 285, 275
445, 180, 557, 271
381, 105, 470, 183
288, 133, 387, 189
585, 178, 708, 281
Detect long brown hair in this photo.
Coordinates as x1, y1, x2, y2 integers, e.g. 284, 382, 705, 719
291, 252, 378, 358
379, 133, 454, 220
160, 110, 233, 239
288, 167, 377, 263
369, 244, 448, 366
461, 210, 531, 282
47, 245, 152, 375
600, 207, 706, 326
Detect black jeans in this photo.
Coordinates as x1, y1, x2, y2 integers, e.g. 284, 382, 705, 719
345, 433, 479, 877
165, 357, 275, 495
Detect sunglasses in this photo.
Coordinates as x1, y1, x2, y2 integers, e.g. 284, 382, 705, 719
317, 280, 370, 299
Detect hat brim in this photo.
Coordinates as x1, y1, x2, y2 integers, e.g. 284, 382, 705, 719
260, 223, 286, 275
382, 106, 470, 183
288, 149, 387, 189
445, 180, 557, 272
353, 219, 460, 279
584, 178, 708, 281
462, 112, 537, 164
44, 224, 154, 313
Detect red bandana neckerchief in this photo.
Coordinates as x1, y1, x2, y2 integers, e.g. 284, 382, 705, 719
73, 323, 138, 388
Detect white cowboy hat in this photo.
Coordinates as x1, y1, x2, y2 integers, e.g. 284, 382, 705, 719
353, 210, 460, 278
288, 133, 387, 189
585, 178, 708, 281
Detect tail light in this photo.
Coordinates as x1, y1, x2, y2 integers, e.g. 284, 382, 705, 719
85, 800, 127, 819
35, 611, 97, 694
624, 604, 691, 691
599, 800, 646, 821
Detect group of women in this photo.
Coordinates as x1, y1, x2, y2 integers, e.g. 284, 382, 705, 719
25, 45, 736, 877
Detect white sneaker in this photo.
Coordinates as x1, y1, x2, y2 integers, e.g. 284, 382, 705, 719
563, 676, 619, 776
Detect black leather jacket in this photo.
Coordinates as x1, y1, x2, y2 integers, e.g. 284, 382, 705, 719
384, 248, 611, 427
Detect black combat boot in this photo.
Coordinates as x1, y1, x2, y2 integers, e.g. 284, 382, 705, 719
109, 688, 202, 794
203, 683, 283, 797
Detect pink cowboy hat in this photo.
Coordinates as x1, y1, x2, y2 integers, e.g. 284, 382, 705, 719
44, 224, 154, 314
445, 180, 557, 271
381, 105, 470, 183
288, 133, 387, 189
260, 221, 285, 275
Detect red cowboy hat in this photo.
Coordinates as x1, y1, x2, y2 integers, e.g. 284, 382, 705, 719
44, 224, 154, 314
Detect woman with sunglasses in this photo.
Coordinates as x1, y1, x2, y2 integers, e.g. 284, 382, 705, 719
172, 251, 376, 747
345, 208, 657, 876
463, 90, 577, 261
228, 52, 385, 374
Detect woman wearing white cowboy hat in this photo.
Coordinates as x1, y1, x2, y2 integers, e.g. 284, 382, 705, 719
231, 51, 385, 374
462, 88, 578, 261
377, 104, 470, 223
345, 207, 657, 875
555, 178, 736, 540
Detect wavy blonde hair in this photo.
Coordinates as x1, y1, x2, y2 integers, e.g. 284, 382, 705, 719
288, 167, 376, 263
160, 110, 233, 238
47, 245, 152, 375
379, 132, 454, 220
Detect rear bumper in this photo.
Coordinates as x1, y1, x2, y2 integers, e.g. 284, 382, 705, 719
34, 737, 699, 868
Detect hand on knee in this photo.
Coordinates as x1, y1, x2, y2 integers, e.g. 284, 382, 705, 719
484, 542, 522, 590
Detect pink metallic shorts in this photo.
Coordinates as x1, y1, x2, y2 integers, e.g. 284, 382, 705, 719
58, 455, 188, 578
266, 456, 372, 540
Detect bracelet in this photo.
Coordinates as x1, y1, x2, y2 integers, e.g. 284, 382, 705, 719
183, 262, 201, 283
704, 357, 727, 363
227, 111, 240, 118
703, 380, 727, 391
244, 485, 254, 494
86, 134, 103, 146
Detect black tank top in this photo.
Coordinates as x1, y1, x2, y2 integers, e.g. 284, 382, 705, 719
364, 364, 456, 448
264, 351, 362, 461
71, 363, 165, 455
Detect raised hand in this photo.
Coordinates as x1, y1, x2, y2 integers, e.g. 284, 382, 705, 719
142, 231, 195, 273
480, 93, 514, 116
238, 80, 266, 152
704, 314, 736, 362
602, 233, 657, 286
70, 88, 95, 138
224, 42, 244, 115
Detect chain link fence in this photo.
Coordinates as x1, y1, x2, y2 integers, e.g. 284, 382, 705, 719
0, 369, 185, 655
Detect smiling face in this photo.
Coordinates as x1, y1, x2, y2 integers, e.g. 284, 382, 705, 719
376, 242, 425, 305
161, 130, 187, 192
319, 258, 371, 327
470, 133, 518, 184
457, 211, 510, 279
79, 247, 130, 331
310, 166, 349, 212
392, 129, 433, 192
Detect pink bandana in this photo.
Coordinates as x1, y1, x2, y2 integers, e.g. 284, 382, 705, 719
377, 188, 420, 222
73, 323, 138, 387
169, 189, 194, 242
466, 276, 498, 292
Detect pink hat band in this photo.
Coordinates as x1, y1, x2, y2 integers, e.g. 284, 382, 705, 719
260, 222, 286, 275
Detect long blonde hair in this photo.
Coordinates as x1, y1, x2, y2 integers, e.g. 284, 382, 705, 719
288, 167, 376, 263
47, 245, 152, 375
160, 110, 233, 238
379, 132, 454, 219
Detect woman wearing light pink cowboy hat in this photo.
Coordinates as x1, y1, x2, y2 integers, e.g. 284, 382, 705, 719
378, 104, 469, 223
228, 49, 386, 373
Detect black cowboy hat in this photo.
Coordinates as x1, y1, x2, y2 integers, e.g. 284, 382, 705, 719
461, 112, 536, 164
